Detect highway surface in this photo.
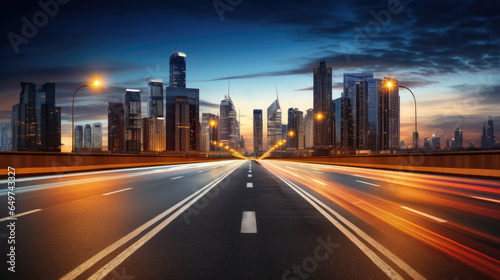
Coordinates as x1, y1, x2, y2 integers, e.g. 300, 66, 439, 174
0, 159, 499, 279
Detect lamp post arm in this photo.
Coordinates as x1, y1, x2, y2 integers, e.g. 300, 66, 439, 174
398, 85, 417, 133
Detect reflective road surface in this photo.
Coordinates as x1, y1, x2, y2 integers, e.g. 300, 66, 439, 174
0, 159, 499, 279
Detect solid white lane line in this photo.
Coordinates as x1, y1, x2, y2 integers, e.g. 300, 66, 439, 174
248, 174, 252, 177
313, 179, 327, 185
400, 206, 447, 223
246, 182, 253, 188
0, 209, 42, 222
273, 174, 404, 280
171, 176, 184, 180
264, 162, 424, 280
311, 170, 323, 174
356, 180, 380, 187
62, 162, 243, 280
471, 196, 500, 204
102, 188, 132, 196
197, 170, 204, 173
240, 211, 257, 233
286, 166, 298, 170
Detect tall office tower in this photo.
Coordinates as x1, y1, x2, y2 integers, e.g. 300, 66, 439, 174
380, 77, 400, 151
219, 95, 238, 149
84, 124, 92, 150
400, 139, 406, 149
148, 79, 163, 118
267, 98, 282, 149
74, 125, 83, 151
253, 109, 263, 156
165, 87, 199, 152
12, 82, 36, 151
423, 137, 431, 148
287, 108, 304, 149
431, 135, 440, 151
0, 124, 8, 151
305, 109, 314, 149
11, 82, 61, 152
201, 113, 219, 152
454, 128, 463, 149
142, 117, 166, 152
169, 52, 186, 88
281, 125, 287, 143
487, 116, 495, 148
333, 97, 346, 150
124, 89, 142, 152
342, 73, 372, 150
92, 123, 103, 152
313, 60, 333, 149
108, 102, 125, 153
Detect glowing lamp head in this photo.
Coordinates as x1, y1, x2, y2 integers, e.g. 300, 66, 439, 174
210, 121, 216, 126
93, 80, 100, 87
289, 131, 294, 136
386, 81, 393, 88
317, 113, 323, 120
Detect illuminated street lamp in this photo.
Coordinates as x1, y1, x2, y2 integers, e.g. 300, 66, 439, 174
72, 80, 101, 152
386, 81, 418, 150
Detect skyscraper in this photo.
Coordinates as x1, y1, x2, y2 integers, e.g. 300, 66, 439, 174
142, 117, 166, 152
487, 116, 495, 148
11, 82, 61, 152
169, 52, 186, 88
92, 123, 103, 152
124, 89, 142, 152
75, 125, 83, 151
165, 87, 200, 151
454, 128, 463, 149
287, 108, 304, 149
219, 95, 239, 149
253, 109, 263, 156
108, 102, 125, 153
201, 113, 218, 152
380, 77, 400, 151
305, 109, 314, 149
342, 74, 399, 152
267, 98, 282, 149
148, 79, 163, 118
313, 60, 333, 149
84, 124, 92, 151
333, 97, 346, 150
481, 123, 487, 149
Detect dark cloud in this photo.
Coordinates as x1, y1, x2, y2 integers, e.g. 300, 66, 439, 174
200, 100, 219, 109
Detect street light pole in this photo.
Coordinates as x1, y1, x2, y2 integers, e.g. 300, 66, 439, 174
72, 85, 88, 153
398, 85, 418, 150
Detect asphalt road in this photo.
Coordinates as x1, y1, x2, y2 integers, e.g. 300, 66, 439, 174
0, 159, 499, 280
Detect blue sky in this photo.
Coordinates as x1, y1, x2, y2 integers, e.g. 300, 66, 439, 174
1, 0, 499, 152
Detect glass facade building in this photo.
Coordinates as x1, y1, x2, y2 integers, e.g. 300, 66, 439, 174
169, 52, 186, 88
313, 60, 333, 149
267, 98, 282, 149
124, 89, 142, 152
253, 109, 263, 156
108, 102, 125, 153
148, 79, 163, 118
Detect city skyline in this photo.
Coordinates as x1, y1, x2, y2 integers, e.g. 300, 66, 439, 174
0, 1, 499, 153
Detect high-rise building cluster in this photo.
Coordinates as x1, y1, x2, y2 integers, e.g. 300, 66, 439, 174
74, 123, 103, 152
11, 82, 61, 152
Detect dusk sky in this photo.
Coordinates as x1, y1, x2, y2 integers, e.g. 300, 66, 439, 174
1, 0, 499, 152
